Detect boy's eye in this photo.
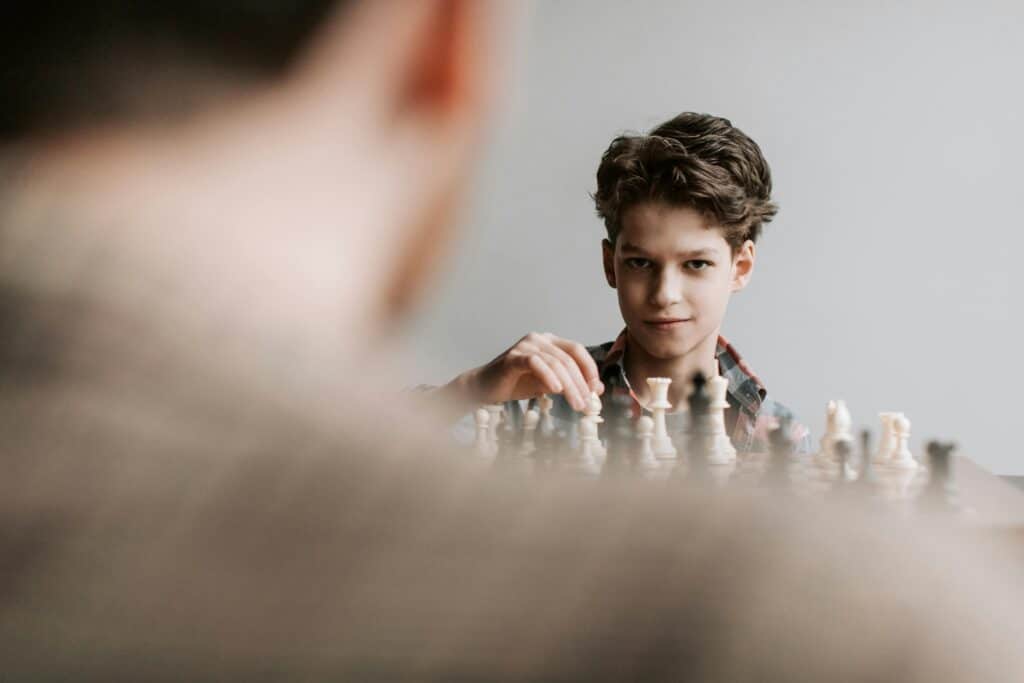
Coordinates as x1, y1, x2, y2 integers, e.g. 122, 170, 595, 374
684, 259, 712, 271
624, 257, 653, 270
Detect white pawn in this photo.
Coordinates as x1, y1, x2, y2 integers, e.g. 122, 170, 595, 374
474, 408, 493, 458
889, 414, 918, 470
538, 394, 554, 433
819, 400, 852, 462
521, 408, 539, 457
635, 415, 660, 477
582, 390, 606, 462
579, 419, 601, 470
562, 418, 601, 476
486, 404, 503, 450
706, 374, 737, 465
646, 377, 677, 459
874, 412, 898, 464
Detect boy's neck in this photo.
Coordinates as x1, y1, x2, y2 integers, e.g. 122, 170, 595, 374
624, 329, 720, 412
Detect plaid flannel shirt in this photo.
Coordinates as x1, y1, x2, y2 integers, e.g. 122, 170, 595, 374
514, 330, 810, 456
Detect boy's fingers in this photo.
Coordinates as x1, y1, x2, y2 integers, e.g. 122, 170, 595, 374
540, 341, 591, 402
525, 354, 562, 395
538, 352, 584, 411
551, 337, 602, 394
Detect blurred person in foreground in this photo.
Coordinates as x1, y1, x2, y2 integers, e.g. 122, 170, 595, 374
0, 1, 1022, 681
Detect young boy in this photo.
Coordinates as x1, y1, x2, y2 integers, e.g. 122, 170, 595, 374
440, 112, 810, 454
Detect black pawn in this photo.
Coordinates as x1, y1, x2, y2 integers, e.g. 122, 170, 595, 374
497, 401, 523, 455
921, 441, 958, 514
765, 415, 793, 490
603, 393, 635, 477
685, 371, 711, 482
833, 440, 852, 493
853, 428, 875, 497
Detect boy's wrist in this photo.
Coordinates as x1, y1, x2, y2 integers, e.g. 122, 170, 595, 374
438, 367, 483, 407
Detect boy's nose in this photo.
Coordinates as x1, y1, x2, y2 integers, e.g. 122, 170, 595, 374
649, 269, 684, 309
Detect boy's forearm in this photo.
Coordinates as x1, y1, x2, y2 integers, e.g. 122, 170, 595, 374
414, 367, 484, 421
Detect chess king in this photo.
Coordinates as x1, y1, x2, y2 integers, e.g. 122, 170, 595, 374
437, 113, 809, 455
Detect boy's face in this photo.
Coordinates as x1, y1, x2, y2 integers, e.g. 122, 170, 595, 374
602, 201, 755, 361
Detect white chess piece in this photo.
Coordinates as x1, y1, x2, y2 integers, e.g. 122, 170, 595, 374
635, 415, 660, 477
564, 418, 601, 476
889, 414, 918, 470
874, 412, 898, 464
819, 400, 852, 461
706, 374, 737, 465
538, 394, 554, 433
474, 408, 493, 458
486, 404, 503, 448
582, 391, 606, 462
521, 408, 539, 457
646, 377, 677, 459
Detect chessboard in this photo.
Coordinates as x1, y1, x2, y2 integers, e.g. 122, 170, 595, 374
464, 373, 1024, 530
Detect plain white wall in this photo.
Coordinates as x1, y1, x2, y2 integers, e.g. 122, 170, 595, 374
401, 0, 1024, 474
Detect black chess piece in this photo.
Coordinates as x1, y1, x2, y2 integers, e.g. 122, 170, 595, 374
765, 415, 794, 490
833, 439, 852, 493
602, 392, 635, 477
493, 403, 520, 469
921, 440, 958, 514
853, 428, 875, 498
685, 371, 711, 483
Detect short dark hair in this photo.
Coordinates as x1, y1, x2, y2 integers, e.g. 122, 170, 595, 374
593, 112, 778, 252
0, 1, 343, 139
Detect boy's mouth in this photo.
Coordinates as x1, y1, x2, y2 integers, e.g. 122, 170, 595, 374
644, 317, 692, 331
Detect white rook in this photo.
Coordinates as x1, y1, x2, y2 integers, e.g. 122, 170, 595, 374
706, 374, 737, 465
646, 377, 677, 459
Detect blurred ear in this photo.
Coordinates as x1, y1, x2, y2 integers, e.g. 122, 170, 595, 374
731, 239, 756, 292
288, 0, 505, 322
296, 0, 496, 138
602, 239, 617, 288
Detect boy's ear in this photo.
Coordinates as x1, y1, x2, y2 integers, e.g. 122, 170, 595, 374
602, 239, 617, 288
731, 239, 756, 292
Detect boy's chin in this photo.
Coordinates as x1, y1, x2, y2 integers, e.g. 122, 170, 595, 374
630, 330, 697, 361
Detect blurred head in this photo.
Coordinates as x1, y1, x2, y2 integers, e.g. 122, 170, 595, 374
0, 1, 504, 359
594, 113, 774, 360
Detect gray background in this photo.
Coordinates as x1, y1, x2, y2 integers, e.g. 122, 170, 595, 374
401, 0, 1023, 474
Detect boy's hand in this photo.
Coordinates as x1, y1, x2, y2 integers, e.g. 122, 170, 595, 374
451, 333, 604, 412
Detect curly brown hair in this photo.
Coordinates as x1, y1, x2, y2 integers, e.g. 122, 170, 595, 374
593, 112, 778, 252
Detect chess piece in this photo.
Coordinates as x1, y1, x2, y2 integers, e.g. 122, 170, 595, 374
921, 441, 958, 513
765, 416, 793, 490
685, 372, 712, 482
874, 412, 899, 464
889, 414, 918, 470
521, 408, 539, 457
819, 400, 853, 461
486, 404, 503, 452
635, 415, 660, 477
854, 428, 876, 495
474, 408, 493, 458
496, 401, 523, 458
538, 394, 555, 433
646, 377, 677, 460
834, 440, 852, 491
567, 417, 601, 476
706, 374, 737, 465
602, 393, 635, 476
582, 390, 606, 463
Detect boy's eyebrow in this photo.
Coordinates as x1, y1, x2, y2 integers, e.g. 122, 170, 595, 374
619, 241, 719, 259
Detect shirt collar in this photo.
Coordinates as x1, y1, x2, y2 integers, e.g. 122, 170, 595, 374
599, 328, 766, 415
